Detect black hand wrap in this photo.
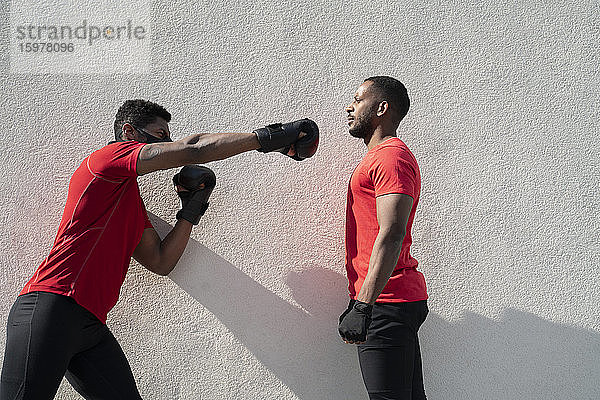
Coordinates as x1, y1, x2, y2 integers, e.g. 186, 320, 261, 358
338, 299, 373, 342
254, 118, 319, 160
172, 165, 216, 225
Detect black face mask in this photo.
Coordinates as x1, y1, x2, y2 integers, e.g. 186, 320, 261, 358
132, 124, 172, 144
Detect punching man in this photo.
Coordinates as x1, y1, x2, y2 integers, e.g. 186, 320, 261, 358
0, 99, 318, 400
338, 77, 428, 400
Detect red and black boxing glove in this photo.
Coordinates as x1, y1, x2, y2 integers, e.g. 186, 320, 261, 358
172, 165, 216, 225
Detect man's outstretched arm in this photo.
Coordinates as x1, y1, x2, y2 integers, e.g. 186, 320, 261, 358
136, 132, 259, 176
136, 118, 319, 175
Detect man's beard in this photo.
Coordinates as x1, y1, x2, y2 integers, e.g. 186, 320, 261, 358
349, 113, 374, 138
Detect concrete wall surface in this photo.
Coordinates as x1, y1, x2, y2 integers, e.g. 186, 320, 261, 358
0, 0, 599, 399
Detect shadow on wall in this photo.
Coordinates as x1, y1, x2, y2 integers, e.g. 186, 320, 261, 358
152, 216, 366, 400
153, 216, 600, 400
421, 309, 600, 400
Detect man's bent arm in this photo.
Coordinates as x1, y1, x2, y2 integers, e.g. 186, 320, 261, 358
137, 132, 260, 175
132, 221, 193, 276
356, 193, 413, 304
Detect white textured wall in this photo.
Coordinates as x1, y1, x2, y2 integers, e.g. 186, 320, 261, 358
1, 1, 599, 399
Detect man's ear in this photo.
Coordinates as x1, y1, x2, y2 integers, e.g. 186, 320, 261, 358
376, 101, 389, 117
121, 123, 136, 141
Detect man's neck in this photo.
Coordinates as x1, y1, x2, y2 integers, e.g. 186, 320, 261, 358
365, 126, 397, 150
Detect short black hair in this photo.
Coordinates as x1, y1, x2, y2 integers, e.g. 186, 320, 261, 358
364, 76, 410, 123
113, 99, 171, 141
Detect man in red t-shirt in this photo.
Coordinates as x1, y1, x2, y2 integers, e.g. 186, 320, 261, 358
0, 100, 319, 399
338, 77, 428, 400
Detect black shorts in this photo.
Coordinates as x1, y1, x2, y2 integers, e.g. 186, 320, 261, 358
0, 291, 142, 400
357, 300, 428, 400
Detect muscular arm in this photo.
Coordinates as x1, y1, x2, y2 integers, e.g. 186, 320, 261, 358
356, 193, 413, 305
137, 132, 260, 175
132, 221, 193, 276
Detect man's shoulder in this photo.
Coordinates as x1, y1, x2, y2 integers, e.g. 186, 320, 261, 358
375, 137, 410, 153
90, 140, 145, 160
371, 139, 416, 163
100, 140, 144, 151
87, 140, 145, 179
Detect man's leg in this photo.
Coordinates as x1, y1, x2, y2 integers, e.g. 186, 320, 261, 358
65, 326, 142, 400
410, 338, 426, 400
410, 300, 428, 400
357, 301, 428, 400
358, 343, 416, 400
0, 292, 81, 400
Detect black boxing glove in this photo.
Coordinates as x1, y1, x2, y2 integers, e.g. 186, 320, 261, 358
338, 299, 373, 342
172, 165, 216, 225
254, 118, 319, 160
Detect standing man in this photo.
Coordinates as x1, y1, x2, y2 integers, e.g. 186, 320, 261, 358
338, 77, 428, 400
0, 99, 318, 400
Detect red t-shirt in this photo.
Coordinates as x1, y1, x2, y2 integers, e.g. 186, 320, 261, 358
345, 137, 428, 303
21, 141, 153, 323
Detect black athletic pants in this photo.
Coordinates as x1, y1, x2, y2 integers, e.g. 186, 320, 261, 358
0, 292, 142, 400
357, 300, 428, 400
